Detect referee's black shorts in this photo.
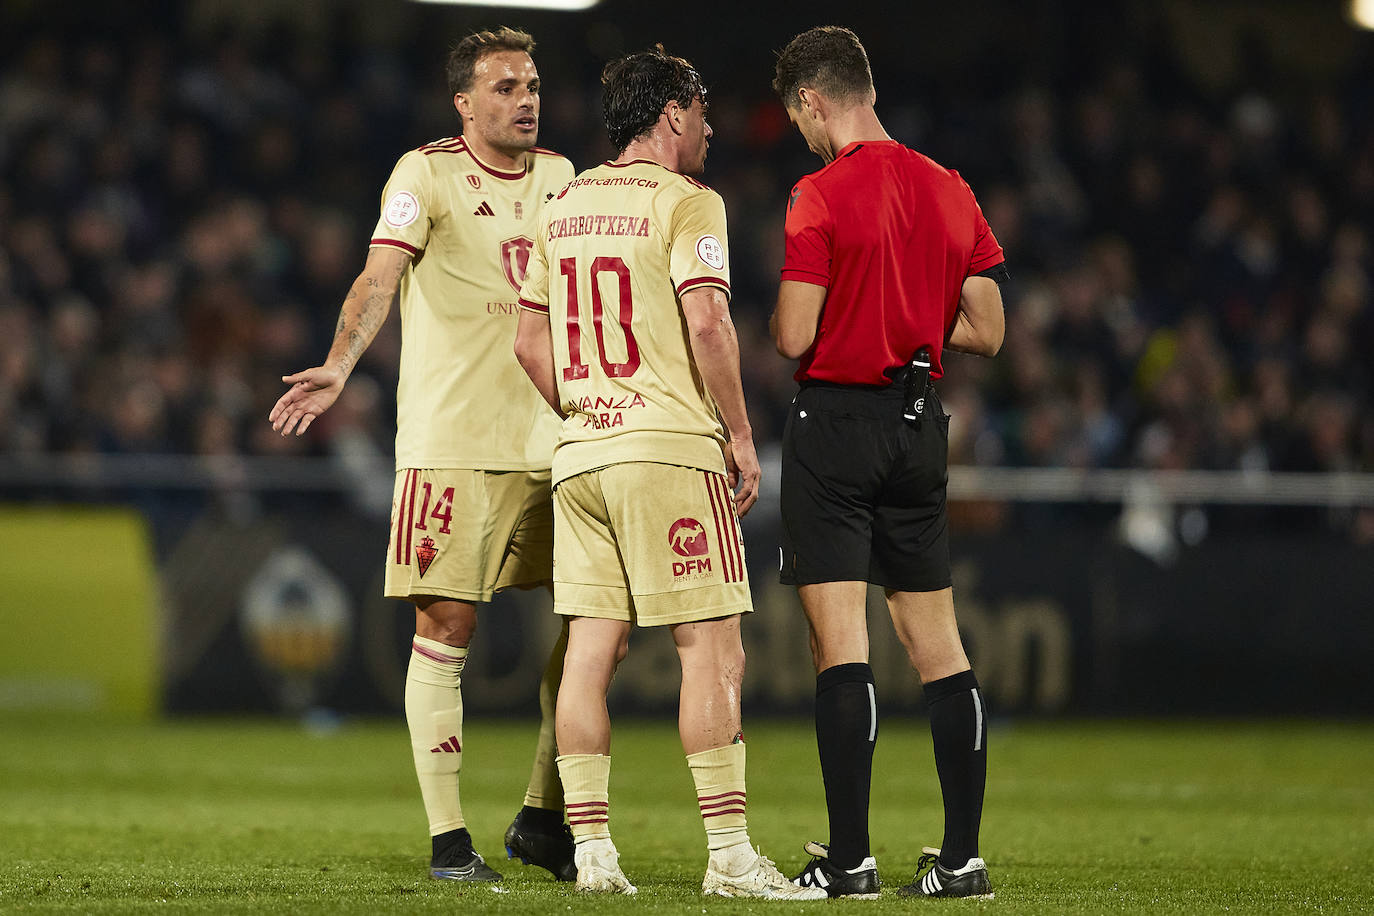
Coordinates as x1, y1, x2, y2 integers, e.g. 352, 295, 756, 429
778, 380, 951, 592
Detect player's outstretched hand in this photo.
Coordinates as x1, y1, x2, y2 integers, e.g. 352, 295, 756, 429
269, 366, 345, 436
726, 436, 761, 517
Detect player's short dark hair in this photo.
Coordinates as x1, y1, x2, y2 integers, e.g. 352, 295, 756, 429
446, 27, 535, 96
772, 26, 874, 109
601, 45, 708, 154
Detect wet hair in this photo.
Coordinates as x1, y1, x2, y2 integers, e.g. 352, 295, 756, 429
446, 27, 535, 96
601, 45, 707, 154
772, 26, 874, 109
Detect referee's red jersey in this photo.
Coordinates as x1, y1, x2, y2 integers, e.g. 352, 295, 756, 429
781, 140, 1004, 385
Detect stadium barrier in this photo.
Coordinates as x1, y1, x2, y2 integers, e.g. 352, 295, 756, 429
2, 452, 1371, 716
0, 506, 160, 718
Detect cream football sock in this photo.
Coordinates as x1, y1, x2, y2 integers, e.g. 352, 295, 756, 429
557, 754, 611, 842
405, 635, 467, 835
688, 743, 749, 851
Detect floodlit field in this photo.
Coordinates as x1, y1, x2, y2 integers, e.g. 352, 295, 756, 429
1, 717, 1370, 913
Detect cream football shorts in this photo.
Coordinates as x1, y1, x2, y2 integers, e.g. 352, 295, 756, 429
552, 462, 752, 627
385, 468, 553, 603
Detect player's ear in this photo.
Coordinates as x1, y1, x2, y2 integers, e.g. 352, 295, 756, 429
453, 92, 472, 122
665, 99, 686, 136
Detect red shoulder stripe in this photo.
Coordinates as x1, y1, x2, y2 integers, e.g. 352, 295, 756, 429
422, 138, 468, 156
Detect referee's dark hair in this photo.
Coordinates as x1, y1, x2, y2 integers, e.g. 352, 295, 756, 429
447, 27, 535, 96
601, 45, 708, 154
773, 26, 875, 109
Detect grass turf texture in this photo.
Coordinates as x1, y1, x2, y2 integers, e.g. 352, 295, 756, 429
1, 718, 1370, 913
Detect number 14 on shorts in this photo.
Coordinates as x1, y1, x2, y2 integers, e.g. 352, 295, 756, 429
391, 470, 455, 571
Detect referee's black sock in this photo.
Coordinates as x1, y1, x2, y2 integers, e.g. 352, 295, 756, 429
814, 662, 877, 870
924, 669, 987, 871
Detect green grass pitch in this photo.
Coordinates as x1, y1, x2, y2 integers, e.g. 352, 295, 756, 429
1, 717, 1370, 913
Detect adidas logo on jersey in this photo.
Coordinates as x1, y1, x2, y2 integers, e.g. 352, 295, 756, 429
472, 202, 495, 216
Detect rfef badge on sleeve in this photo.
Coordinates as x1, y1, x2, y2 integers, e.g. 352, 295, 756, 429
696, 234, 725, 270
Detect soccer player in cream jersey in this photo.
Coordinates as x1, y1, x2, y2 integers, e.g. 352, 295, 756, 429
513, 47, 824, 901
269, 28, 577, 884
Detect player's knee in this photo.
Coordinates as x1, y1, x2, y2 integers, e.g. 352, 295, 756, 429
808, 631, 824, 672
414, 599, 478, 647
433, 620, 476, 646
893, 629, 922, 669
908, 642, 970, 682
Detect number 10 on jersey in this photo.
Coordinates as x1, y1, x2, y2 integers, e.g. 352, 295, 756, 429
560, 256, 641, 380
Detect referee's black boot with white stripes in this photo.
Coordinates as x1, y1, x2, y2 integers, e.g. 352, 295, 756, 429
791, 841, 880, 899
897, 846, 993, 899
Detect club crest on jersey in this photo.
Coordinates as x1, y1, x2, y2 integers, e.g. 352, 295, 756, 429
384, 190, 419, 228
696, 234, 725, 270
669, 518, 712, 578
415, 536, 438, 577
500, 236, 535, 292
466, 174, 482, 189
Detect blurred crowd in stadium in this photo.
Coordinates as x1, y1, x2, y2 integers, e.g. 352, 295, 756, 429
1, 9, 1370, 493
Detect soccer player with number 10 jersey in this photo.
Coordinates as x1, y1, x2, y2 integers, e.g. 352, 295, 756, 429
514, 46, 824, 901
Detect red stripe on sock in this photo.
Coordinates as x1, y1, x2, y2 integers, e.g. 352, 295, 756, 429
700, 800, 745, 812
702, 808, 746, 818
696, 790, 746, 802
411, 639, 463, 665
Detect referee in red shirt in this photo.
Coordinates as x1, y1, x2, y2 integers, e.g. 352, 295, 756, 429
770, 27, 1006, 900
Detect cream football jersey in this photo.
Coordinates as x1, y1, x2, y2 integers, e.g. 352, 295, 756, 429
371, 137, 575, 471
517, 159, 732, 485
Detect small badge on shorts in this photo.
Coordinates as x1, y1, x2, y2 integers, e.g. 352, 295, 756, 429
415, 536, 438, 577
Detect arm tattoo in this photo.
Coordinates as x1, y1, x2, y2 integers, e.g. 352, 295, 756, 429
333, 268, 401, 372
336, 329, 366, 377
357, 290, 389, 336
